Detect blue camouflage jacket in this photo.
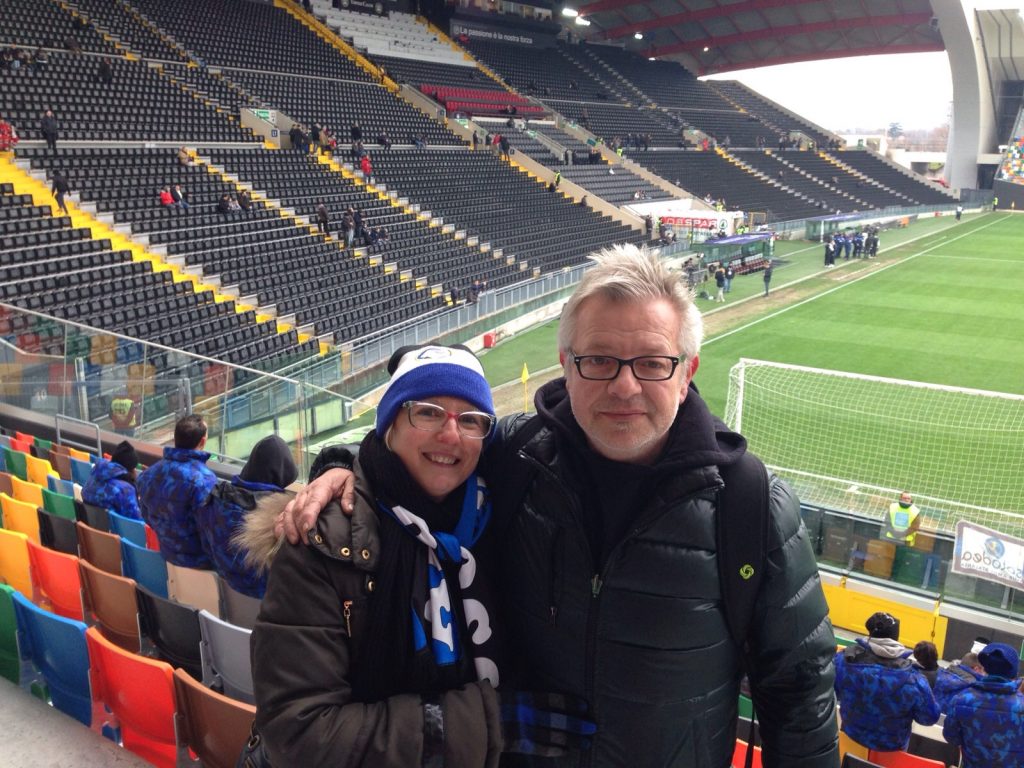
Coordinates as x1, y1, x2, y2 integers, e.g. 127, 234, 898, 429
944, 677, 1024, 768
834, 639, 940, 751
935, 664, 983, 713
137, 447, 217, 568
82, 459, 141, 520
197, 477, 288, 598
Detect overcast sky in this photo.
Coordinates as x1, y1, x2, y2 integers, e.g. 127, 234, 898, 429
702, 51, 953, 135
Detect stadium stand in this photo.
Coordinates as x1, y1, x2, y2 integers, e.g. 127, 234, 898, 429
366, 148, 645, 271
559, 164, 671, 205
488, 124, 566, 165
708, 80, 832, 146
376, 55, 499, 93
773, 151, 913, 208
65, 0, 186, 62
826, 151, 956, 204
731, 150, 867, 212
1, 0, 115, 55
544, 100, 681, 146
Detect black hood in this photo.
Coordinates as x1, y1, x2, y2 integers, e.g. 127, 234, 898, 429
533, 377, 747, 472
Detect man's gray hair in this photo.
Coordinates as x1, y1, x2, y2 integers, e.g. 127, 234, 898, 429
558, 243, 703, 361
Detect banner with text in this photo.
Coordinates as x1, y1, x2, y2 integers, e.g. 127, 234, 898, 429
449, 16, 558, 48
952, 520, 1024, 591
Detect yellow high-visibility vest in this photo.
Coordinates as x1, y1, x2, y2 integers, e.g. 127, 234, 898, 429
882, 502, 920, 546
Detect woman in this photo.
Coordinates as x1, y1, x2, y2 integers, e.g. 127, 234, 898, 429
242, 345, 502, 766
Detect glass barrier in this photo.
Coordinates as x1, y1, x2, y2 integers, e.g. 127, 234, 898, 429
806, 504, 1024, 623
0, 302, 372, 477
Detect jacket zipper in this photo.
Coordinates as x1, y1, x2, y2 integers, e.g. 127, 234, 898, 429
342, 600, 353, 637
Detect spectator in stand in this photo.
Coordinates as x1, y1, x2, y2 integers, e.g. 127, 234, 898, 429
137, 414, 219, 568
41, 109, 59, 152
197, 435, 298, 599
97, 57, 113, 85
0, 115, 19, 152
31, 47, 48, 72
315, 202, 329, 235
471, 131, 478, 151
944, 643, 1024, 768
340, 209, 354, 249
170, 184, 189, 210
64, 36, 82, 55
237, 189, 252, 212
51, 169, 71, 214
288, 124, 307, 153
377, 227, 389, 250
228, 193, 242, 212
350, 122, 362, 143
499, 134, 510, 160
177, 146, 192, 167
360, 154, 372, 181
353, 208, 365, 244
936, 649, 986, 713
913, 641, 940, 689
216, 193, 233, 215
351, 140, 365, 160
834, 612, 940, 752
83, 441, 142, 521
411, 134, 425, 149
159, 186, 175, 207
375, 131, 391, 150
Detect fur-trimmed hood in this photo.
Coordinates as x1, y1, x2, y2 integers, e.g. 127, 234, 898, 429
234, 491, 292, 575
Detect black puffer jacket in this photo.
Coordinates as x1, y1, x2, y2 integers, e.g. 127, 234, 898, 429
485, 379, 838, 768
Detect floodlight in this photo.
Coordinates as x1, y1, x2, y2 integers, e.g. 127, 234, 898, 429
561, 7, 579, 17
634, 32, 643, 39
574, 16, 591, 25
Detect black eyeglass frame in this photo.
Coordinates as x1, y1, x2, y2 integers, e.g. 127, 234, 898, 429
570, 353, 684, 381
400, 400, 496, 439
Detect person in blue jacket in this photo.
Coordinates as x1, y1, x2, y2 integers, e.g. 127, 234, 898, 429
944, 642, 1024, 768
197, 434, 297, 598
81, 440, 141, 520
834, 611, 940, 751
934, 651, 985, 713
137, 414, 218, 567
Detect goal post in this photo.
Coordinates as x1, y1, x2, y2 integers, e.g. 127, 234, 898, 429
724, 359, 1024, 537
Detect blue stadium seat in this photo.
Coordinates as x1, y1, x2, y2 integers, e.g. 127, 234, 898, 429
69, 457, 92, 488
47, 475, 76, 497
121, 538, 168, 599
109, 510, 147, 548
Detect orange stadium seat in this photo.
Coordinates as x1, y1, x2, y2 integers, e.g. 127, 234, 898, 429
27, 539, 84, 621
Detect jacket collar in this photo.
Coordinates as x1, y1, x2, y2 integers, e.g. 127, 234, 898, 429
163, 446, 211, 463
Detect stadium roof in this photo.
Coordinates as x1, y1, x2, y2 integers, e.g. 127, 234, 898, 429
569, 0, 945, 75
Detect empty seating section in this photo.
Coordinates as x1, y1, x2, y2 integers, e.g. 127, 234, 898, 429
732, 151, 865, 213
573, 45, 721, 110
632, 150, 820, 221
69, 0, 185, 61
370, 149, 644, 272
465, 40, 617, 102
201, 147, 515, 338
548, 101, 680, 146
421, 85, 544, 119
668, 107, 774, 148
375, 55, 500, 93
530, 123, 591, 153
0, 173, 318, 368
827, 151, 956, 204
311, 2, 462, 66
2, 0, 115, 55
560, 165, 670, 205
161, 64, 261, 115
223, 69, 458, 146
0, 53, 254, 143
491, 126, 565, 165
777, 152, 911, 208
709, 80, 832, 145
130, 0, 367, 80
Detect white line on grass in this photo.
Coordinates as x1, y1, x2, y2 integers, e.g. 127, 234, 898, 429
704, 214, 1008, 346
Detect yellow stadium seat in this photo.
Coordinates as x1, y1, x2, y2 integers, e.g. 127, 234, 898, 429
25, 454, 58, 488
10, 475, 44, 509
67, 447, 91, 463
0, 493, 42, 545
0, 528, 32, 596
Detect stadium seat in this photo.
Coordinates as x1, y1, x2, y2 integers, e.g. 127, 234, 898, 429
0, 471, 13, 497
0, 583, 20, 684
842, 756, 883, 768
198, 609, 255, 704
67, 447, 92, 463
1, 492, 41, 543
217, 576, 261, 630
867, 751, 945, 767
2, 447, 28, 481
76, 521, 123, 575
9, 438, 31, 455
840, 731, 871, 762
77, 501, 112, 532
79, 558, 141, 652
109, 510, 147, 548
11, 590, 93, 726
13, 432, 34, 446
37, 508, 79, 556
24, 454, 58, 488
69, 457, 92, 487
48, 451, 73, 483
136, 583, 203, 679
27, 539, 84, 621
10, 475, 44, 508
86, 626, 177, 768
167, 561, 221, 616
0, 527, 32, 595
42, 487, 76, 520
122, 538, 169, 598
732, 739, 763, 768
146, 523, 160, 551
173, 667, 256, 768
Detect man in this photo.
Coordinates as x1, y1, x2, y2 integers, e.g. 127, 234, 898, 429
724, 263, 735, 293
137, 414, 218, 568
955, 204, 964, 221
935, 649, 985, 713
82, 441, 141, 520
315, 202, 329, 235
109, 389, 139, 436
51, 169, 70, 214
833, 612, 939, 752
943, 642, 1024, 768
40, 109, 58, 152
283, 245, 839, 767
882, 491, 922, 546
763, 260, 773, 297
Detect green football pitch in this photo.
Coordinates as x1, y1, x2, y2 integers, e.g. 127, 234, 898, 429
479, 212, 1024, 529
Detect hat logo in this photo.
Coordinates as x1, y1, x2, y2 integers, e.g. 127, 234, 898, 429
416, 347, 454, 360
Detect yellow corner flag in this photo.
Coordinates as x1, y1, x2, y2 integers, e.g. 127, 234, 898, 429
520, 363, 530, 384
521, 363, 530, 412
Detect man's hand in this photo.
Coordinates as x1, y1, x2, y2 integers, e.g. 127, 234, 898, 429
276, 468, 356, 544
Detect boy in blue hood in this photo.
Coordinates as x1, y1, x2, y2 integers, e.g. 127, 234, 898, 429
944, 642, 1024, 768
197, 435, 297, 598
81, 441, 141, 520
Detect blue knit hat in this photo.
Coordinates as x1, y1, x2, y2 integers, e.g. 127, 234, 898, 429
376, 345, 494, 436
979, 642, 1020, 679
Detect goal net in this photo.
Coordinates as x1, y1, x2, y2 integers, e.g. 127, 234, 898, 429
724, 359, 1024, 537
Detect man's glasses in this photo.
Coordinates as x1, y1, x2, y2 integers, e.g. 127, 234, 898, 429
401, 401, 496, 439
572, 354, 683, 381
